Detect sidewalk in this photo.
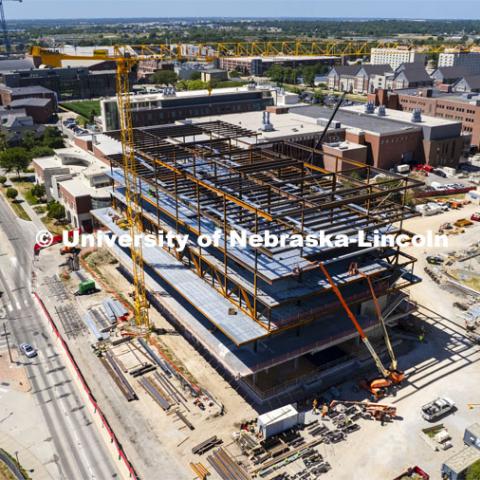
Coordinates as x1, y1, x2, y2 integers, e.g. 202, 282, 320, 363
0, 406, 56, 480
14, 189, 46, 233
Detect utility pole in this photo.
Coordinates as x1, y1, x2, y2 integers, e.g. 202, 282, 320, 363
3, 322, 12, 363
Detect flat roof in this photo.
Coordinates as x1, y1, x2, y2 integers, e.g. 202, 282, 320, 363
258, 404, 298, 425
444, 446, 480, 474
291, 105, 421, 135
343, 104, 461, 128
101, 85, 274, 104
60, 177, 111, 198
189, 110, 325, 145
224, 55, 337, 62
291, 104, 461, 135
397, 87, 480, 105
1, 85, 54, 95
10, 97, 51, 107
33, 155, 62, 169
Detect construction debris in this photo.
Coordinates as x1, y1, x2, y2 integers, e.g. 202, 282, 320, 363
138, 375, 172, 411
190, 462, 210, 479
100, 351, 137, 401
192, 436, 223, 455
208, 447, 251, 480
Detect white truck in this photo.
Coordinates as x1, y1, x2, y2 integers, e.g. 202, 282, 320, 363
421, 397, 455, 422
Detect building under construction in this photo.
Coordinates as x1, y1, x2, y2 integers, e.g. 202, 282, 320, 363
92, 120, 423, 405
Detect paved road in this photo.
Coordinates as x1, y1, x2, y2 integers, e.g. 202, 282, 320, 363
0, 196, 120, 480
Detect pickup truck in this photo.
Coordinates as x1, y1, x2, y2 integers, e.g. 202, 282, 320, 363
421, 397, 455, 422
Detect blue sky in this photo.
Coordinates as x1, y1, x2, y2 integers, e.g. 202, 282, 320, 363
5, 1, 480, 20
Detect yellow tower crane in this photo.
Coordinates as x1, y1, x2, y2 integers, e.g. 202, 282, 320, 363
27, 40, 474, 329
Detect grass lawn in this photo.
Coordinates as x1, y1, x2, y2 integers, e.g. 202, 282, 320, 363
10, 181, 39, 205
60, 100, 101, 120
0, 186, 31, 221
10, 201, 31, 221
33, 205, 47, 214
41, 215, 67, 235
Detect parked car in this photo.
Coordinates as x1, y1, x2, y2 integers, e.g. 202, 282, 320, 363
19, 343, 37, 358
471, 212, 480, 222
421, 397, 455, 422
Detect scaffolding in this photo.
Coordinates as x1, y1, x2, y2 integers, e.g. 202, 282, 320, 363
102, 122, 422, 348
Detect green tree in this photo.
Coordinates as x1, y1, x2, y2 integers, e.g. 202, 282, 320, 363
466, 460, 480, 480
31, 146, 54, 158
21, 131, 36, 150
30, 184, 46, 198
0, 131, 8, 151
6, 187, 18, 201
150, 69, 178, 85
0, 147, 31, 178
0, 175, 6, 185
42, 127, 64, 149
313, 90, 325, 104
190, 71, 202, 81
47, 201, 65, 220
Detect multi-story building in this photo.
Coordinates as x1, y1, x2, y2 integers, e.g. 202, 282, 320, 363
90, 120, 421, 404
219, 55, 338, 76
0, 67, 120, 101
370, 48, 426, 70
368, 87, 480, 149
0, 85, 57, 107
32, 147, 112, 232
290, 104, 465, 170
327, 64, 392, 93
431, 66, 476, 86
99, 86, 276, 131
438, 51, 480, 74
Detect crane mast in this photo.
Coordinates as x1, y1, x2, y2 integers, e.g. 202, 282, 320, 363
115, 56, 150, 329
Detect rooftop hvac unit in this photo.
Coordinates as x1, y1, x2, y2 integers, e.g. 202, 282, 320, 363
377, 105, 386, 116
261, 111, 274, 132
332, 121, 341, 129
411, 109, 422, 123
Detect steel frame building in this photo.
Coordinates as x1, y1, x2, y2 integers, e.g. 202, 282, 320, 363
93, 120, 423, 404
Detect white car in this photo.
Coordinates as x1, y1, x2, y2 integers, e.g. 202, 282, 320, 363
19, 343, 37, 358
421, 397, 455, 422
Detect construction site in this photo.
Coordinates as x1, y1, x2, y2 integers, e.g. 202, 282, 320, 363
85, 119, 423, 405
17, 44, 480, 480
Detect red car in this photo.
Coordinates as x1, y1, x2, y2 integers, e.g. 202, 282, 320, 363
471, 213, 480, 222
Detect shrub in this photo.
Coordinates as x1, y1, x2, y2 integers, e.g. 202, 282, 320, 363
30, 184, 46, 198
6, 187, 18, 200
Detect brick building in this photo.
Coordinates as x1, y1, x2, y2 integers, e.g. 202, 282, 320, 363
368, 87, 480, 149
32, 147, 112, 231
291, 104, 465, 170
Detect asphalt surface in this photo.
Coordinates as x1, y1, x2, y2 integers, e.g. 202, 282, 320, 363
0, 195, 120, 480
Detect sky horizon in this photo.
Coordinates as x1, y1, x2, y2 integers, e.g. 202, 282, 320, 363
4, 1, 480, 21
